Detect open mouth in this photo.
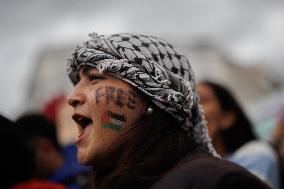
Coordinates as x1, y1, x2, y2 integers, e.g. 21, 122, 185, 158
72, 114, 93, 143
72, 114, 92, 128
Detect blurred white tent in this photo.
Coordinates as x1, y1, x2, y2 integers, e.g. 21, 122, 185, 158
0, 0, 283, 138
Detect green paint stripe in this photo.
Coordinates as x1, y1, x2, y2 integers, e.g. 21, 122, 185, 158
101, 123, 122, 131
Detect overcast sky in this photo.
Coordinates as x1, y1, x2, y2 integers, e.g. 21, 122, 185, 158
0, 0, 284, 119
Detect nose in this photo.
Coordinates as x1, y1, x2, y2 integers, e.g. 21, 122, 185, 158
67, 84, 86, 108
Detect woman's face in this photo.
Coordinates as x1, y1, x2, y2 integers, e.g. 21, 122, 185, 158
67, 67, 147, 165
197, 83, 224, 139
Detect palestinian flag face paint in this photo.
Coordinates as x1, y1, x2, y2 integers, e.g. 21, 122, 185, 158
101, 111, 126, 131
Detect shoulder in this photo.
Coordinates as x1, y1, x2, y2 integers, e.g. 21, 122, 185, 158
151, 153, 271, 189
232, 140, 278, 159
229, 140, 279, 189
229, 140, 279, 172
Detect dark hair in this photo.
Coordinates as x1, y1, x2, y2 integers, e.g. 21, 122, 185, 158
15, 113, 62, 152
200, 81, 256, 153
0, 115, 35, 189
91, 104, 204, 189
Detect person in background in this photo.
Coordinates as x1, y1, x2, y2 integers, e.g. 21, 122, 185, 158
42, 95, 78, 146
0, 114, 65, 189
271, 105, 284, 189
197, 80, 280, 189
65, 32, 270, 189
16, 113, 90, 189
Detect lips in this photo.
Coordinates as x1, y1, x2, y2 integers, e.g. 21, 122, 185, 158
72, 113, 93, 143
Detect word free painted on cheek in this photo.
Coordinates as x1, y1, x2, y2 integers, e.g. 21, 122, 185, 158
95, 86, 138, 109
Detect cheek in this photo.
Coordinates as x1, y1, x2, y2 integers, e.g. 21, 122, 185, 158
100, 111, 126, 131
99, 101, 146, 132
203, 102, 222, 121
203, 102, 223, 138
91, 86, 146, 132
94, 86, 140, 110
123, 106, 146, 125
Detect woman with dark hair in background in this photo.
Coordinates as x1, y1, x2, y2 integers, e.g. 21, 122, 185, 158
66, 32, 270, 189
271, 105, 284, 189
197, 80, 280, 189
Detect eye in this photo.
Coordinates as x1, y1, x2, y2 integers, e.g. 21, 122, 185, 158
88, 74, 105, 82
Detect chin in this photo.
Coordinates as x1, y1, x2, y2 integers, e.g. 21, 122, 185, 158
77, 150, 92, 165
77, 155, 87, 165
78, 155, 95, 166
77, 148, 101, 165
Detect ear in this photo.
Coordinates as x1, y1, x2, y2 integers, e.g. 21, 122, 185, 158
220, 111, 236, 130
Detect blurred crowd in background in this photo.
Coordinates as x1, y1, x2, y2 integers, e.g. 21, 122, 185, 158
0, 0, 284, 188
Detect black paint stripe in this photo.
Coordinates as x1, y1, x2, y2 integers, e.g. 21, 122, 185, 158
107, 111, 126, 122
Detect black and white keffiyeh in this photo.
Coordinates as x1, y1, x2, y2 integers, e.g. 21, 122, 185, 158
66, 32, 218, 157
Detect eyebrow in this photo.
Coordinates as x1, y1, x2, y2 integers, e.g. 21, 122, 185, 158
81, 66, 93, 76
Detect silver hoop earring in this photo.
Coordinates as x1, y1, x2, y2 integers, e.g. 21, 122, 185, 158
146, 107, 154, 115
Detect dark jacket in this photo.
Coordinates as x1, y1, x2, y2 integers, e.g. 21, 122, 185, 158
151, 153, 271, 189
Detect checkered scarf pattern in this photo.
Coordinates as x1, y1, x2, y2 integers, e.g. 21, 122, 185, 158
67, 32, 218, 157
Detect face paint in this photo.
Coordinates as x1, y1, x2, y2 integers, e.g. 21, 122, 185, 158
116, 88, 127, 108
101, 111, 127, 131
95, 86, 138, 109
127, 91, 137, 109
105, 86, 116, 105
96, 87, 105, 104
